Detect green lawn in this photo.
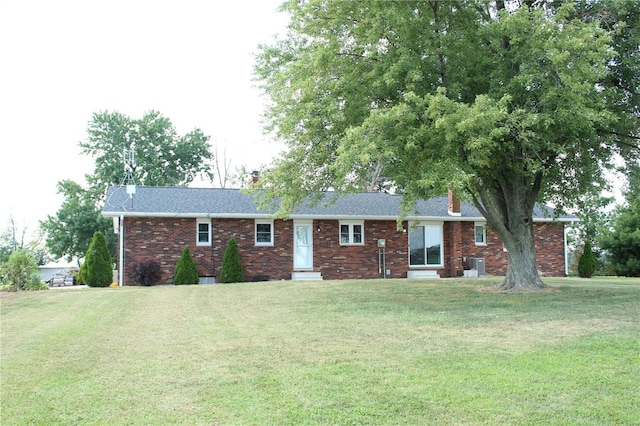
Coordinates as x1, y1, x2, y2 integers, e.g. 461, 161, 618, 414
1, 277, 639, 425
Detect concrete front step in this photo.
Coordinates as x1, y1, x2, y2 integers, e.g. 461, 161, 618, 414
291, 271, 323, 281
407, 270, 440, 279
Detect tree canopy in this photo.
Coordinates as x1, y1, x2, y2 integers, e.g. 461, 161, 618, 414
254, 0, 637, 290
42, 111, 214, 263
576, 0, 640, 148
600, 165, 640, 276
80, 110, 213, 192
42, 180, 116, 263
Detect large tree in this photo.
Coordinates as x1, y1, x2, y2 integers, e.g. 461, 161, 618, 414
81, 110, 213, 192
254, 0, 635, 291
600, 165, 640, 277
41, 181, 115, 263
42, 111, 214, 263
574, 0, 640, 145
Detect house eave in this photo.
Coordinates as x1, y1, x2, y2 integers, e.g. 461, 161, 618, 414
102, 212, 273, 219
102, 211, 577, 222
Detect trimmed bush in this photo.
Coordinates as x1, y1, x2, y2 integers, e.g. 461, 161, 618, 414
83, 231, 113, 287
132, 260, 162, 286
174, 247, 199, 285
220, 238, 244, 283
578, 240, 597, 278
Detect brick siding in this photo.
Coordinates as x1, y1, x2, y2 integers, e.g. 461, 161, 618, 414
452, 221, 566, 277
119, 217, 566, 285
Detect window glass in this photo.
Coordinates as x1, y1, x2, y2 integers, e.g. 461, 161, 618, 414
297, 226, 308, 245
475, 224, 485, 244
425, 225, 441, 265
339, 222, 364, 245
409, 226, 425, 265
340, 224, 350, 244
353, 224, 362, 244
255, 221, 273, 245
197, 220, 210, 246
409, 224, 442, 266
256, 223, 271, 243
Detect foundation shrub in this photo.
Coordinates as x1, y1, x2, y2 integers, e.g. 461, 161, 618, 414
83, 231, 113, 288
132, 260, 162, 286
174, 247, 199, 285
220, 238, 244, 283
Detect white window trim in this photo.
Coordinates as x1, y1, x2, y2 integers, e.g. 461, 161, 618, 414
196, 218, 211, 246
408, 221, 444, 268
339, 220, 364, 246
474, 222, 487, 246
255, 220, 274, 246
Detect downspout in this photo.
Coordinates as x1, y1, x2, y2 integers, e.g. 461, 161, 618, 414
563, 223, 569, 277
119, 215, 125, 286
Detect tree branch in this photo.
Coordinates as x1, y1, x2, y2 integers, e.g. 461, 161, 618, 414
596, 129, 640, 149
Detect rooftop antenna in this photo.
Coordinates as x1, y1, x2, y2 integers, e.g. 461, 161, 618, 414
122, 147, 137, 200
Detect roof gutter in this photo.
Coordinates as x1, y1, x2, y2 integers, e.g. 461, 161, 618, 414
102, 211, 576, 223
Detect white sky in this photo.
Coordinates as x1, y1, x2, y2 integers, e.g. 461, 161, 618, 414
0, 0, 289, 236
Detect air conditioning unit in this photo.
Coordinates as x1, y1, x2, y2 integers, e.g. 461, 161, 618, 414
469, 258, 486, 275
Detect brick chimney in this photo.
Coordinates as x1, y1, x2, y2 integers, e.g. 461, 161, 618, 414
250, 170, 260, 184
448, 190, 461, 216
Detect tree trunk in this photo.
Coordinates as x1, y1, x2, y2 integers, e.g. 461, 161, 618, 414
470, 176, 548, 292
496, 225, 547, 292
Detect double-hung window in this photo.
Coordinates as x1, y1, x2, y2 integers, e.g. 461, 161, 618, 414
474, 222, 487, 246
196, 219, 211, 246
339, 220, 364, 245
409, 222, 443, 267
255, 220, 274, 246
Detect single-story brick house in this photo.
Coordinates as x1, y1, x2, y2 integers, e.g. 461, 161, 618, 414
102, 185, 575, 285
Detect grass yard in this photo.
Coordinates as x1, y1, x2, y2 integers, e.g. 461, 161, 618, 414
1, 277, 639, 425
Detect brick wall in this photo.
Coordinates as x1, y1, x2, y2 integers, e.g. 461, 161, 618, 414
532, 223, 567, 276
451, 221, 566, 277
119, 217, 566, 285
445, 221, 464, 277
314, 220, 408, 280
122, 217, 296, 284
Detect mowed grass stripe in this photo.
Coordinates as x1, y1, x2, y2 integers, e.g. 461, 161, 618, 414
1, 277, 638, 425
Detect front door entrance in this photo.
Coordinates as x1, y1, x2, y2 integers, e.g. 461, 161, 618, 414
293, 221, 313, 270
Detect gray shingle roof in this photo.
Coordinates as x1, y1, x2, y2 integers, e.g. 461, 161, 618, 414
102, 186, 574, 221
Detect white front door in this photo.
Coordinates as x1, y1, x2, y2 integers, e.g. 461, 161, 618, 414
293, 221, 313, 270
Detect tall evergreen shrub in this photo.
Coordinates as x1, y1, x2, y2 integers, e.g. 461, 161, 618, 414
174, 247, 199, 285
84, 231, 113, 287
77, 262, 87, 285
578, 240, 597, 278
220, 238, 244, 283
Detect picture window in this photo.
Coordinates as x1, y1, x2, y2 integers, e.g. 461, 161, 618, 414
409, 223, 443, 267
